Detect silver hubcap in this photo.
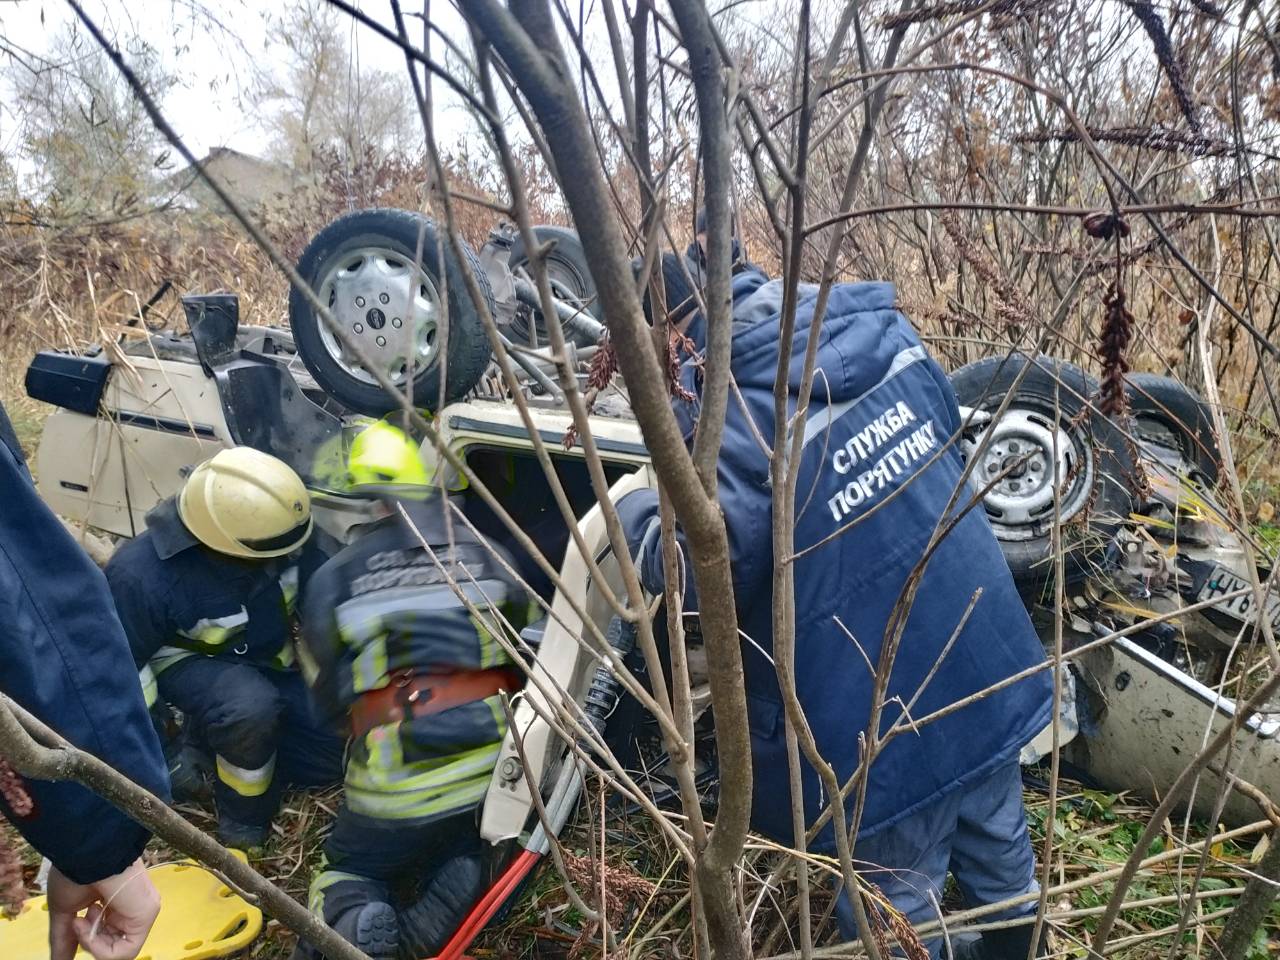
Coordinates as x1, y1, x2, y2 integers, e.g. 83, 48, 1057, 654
965, 407, 1094, 540
317, 246, 441, 385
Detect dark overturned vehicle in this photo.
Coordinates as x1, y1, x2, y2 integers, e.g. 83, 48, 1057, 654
21, 208, 1280, 951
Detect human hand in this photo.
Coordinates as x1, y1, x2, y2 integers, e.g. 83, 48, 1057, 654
48, 859, 160, 960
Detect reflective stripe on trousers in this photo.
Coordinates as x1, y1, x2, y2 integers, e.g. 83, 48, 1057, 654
139, 664, 158, 709
307, 862, 368, 916
216, 753, 277, 798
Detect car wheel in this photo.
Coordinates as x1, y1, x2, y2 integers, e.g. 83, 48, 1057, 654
289, 208, 494, 416
1124, 373, 1220, 486
950, 354, 1138, 587
507, 225, 601, 347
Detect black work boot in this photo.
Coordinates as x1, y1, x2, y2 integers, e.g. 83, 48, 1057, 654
949, 934, 984, 960
949, 925, 1048, 960
354, 901, 400, 959
216, 817, 270, 852
399, 852, 485, 957
168, 745, 213, 804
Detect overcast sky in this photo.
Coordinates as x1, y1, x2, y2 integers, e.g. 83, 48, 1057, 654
0, 0, 479, 161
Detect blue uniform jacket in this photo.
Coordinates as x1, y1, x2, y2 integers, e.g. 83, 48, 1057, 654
0, 402, 169, 884
106, 500, 298, 669
618, 272, 1052, 849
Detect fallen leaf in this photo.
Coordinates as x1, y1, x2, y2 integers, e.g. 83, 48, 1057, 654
1251, 833, 1270, 864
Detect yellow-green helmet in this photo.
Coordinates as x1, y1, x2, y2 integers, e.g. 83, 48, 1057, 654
347, 421, 431, 498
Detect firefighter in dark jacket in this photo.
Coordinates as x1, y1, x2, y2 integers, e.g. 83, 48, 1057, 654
0, 400, 169, 960
294, 422, 527, 960
104, 447, 344, 849
619, 257, 1054, 960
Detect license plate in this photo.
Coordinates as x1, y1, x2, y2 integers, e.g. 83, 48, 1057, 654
1198, 565, 1280, 631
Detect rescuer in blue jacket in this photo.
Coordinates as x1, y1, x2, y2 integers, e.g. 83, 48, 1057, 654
0, 400, 170, 960
619, 255, 1054, 960
105, 447, 344, 849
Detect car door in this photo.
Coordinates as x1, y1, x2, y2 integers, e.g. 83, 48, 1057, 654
480, 467, 656, 843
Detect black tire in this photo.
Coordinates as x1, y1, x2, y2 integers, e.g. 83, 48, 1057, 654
507, 224, 601, 347
289, 208, 494, 417
1124, 373, 1220, 486
950, 354, 1138, 587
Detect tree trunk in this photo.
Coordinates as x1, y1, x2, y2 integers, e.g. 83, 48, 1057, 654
1217, 830, 1280, 960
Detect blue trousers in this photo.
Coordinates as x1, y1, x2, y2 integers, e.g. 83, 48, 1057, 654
835, 762, 1039, 959
159, 657, 344, 828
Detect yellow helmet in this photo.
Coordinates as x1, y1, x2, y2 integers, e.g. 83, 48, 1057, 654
347, 421, 431, 498
179, 448, 312, 559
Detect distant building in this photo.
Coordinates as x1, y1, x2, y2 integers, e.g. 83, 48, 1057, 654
170, 147, 299, 210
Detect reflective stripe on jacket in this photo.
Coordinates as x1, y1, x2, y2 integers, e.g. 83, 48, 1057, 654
344, 697, 507, 820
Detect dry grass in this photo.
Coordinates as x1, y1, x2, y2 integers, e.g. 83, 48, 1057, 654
0, 209, 285, 408
1, 755, 1277, 958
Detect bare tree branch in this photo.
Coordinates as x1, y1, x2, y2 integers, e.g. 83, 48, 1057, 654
0, 696, 370, 960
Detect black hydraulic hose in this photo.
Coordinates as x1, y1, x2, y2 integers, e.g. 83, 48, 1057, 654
582, 615, 637, 735
511, 277, 606, 345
